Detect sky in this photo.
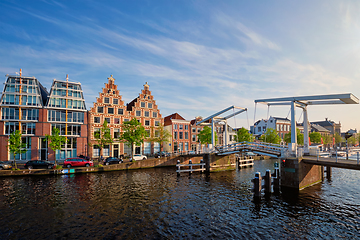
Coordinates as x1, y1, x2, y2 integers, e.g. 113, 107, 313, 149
1, 0, 360, 131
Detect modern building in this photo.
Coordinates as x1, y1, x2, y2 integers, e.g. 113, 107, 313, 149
88, 76, 163, 159
0, 71, 88, 162
164, 113, 191, 153
45, 76, 88, 161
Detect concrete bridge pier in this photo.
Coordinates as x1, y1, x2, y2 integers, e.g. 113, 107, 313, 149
281, 157, 324, 191
325, 166, 332, 179
203, 153, 236, 172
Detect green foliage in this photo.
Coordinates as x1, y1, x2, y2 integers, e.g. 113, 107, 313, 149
149, 124, 171, 151
334, 132, 344, 145
347, 136, 356, 146
94, 164, 103, 167
322, 134, 331, 145
7, 130, 28, 169
260, 128, 281, 144
55, 165, 63, 170
120, 118, 148, 160
45, 127, 68, 165
283, 128, 304, 145
93, 120, 114, 157
235, 127, 253, 142
309, 132, 322, 143
198, 126, 218, 145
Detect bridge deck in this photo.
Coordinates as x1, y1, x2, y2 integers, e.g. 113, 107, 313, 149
302, 156, 360, 171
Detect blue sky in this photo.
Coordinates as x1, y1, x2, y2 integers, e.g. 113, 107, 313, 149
1, 0, 360, 131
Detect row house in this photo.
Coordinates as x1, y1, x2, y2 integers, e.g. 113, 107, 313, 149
164, 113, 191, 153
251, 116, 292, 139
311, 118, 341, 135
88, 76, 163, 159
0, 71, 87, 161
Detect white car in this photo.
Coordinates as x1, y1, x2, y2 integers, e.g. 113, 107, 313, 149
130, 154, 147, 161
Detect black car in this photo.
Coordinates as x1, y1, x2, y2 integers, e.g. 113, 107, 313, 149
154, 151, 170, 158
24, 160, 55, 170
103, 157, 123, 165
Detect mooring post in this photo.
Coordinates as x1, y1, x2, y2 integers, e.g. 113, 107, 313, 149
254, 172, 262, 198
177, 160, 180, 176
264, 170, 272, 194
357, 152, 359, 165
189, 159, 192, 175
326, 166, 331, 179
273, 168, 280, 193
200, 159, 204, 173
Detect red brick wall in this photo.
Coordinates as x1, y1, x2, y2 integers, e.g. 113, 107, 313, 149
31, 136, 39, 160
0, 136, 8, 161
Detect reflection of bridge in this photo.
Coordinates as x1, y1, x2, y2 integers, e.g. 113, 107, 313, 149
215, 142, 287, 158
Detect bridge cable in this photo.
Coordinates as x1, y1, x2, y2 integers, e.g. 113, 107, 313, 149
298, 110, 303, 123
265, 104, 270, 142
286, 108, 291, 119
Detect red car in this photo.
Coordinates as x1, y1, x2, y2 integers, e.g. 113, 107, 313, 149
63, 158, 93, 168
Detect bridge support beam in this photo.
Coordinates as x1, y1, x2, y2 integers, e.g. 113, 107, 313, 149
303, 107, 309, 154
289, 101, 297, 156
281, 157, 323, 191
204, 153, 236, 172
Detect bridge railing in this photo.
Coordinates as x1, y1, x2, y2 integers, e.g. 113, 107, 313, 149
216, 141, 287, 156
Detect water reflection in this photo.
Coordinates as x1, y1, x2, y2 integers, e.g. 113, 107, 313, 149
0, 160, 359, 239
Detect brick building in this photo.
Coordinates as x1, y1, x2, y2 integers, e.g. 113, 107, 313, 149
164, 113, 191, 153
88, 76, 163, 159
0, 71, 88, 162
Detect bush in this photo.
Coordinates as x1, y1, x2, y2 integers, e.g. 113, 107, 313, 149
55, 165, 63, 170
94, 164, 103, 167
11, 168, 20, 171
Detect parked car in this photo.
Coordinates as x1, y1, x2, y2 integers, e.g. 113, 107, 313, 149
24, 160, 55, 170
130, 154, 147, 161
154, 151, 170, 158
103, 157, 123, 165
63, 158, 93, 168
0, 161, 12, 170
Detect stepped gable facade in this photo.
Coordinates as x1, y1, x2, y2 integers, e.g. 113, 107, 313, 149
88, 76, 163, 159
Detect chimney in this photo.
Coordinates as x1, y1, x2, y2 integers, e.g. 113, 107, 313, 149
325, 118, 328, 121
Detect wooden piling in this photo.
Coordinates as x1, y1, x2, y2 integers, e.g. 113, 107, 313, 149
189, 159, 192, 175
273, 168, 280, 193
177, 160, 180, 176
254, 172, 262, 198
264, 170, 272, 194
326, 166, 331, 179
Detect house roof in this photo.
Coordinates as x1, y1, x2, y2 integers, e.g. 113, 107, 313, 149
311, 124, 330, 133
164, 113, 185, 122
272, 117, 290, 121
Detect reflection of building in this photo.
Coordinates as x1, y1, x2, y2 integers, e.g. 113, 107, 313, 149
0, 71, 88, 161
88, 76, 162, 159
164, 113, 190, 153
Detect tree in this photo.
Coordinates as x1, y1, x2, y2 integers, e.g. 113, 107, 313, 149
120, 118, 147, 161
348, 136, 356, 146
45, 127, 68, 165
260, 128, 281, 144
334, 132, 344, 146
198, 126, 218, 145
149, 124, 171, 152
91, 120, 114, 159
7, 130, 28, 169
235, 127, 253, 142
322, 134, 331, 146
283, 128, 304, 145
309, 132, 322, 144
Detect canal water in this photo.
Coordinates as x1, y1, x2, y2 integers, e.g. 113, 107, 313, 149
0, 159, 359, 239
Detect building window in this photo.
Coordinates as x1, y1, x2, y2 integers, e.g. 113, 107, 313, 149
141, 102, 145, 108
155, 121, 160, 126
185, 125, 188, 130
192, 128, 196, 133
94, 128, 100, 138
113, 99, 118, 105
136, 110, 141, 116
174, 132, 177, 140
114, 118, 120, 124
114, 129, 120, 138
145, 111, 149, 117
185, 132, 188, 139
197, 128, 201, 133
179, 124, 183, 130
153, 112, 157, 118
98, 107, 103, 113
148, 103, 153, 108
262, 126, 266, 132
192, 135, 196, 141
93, 145, 100, 157
94, 117, 100, 123
108, 108, 114, 114
145, 130, 150, 137
105, 118, 111, 124
124, 119, 129, 122
103, 145, 110, 156
118, 109, 123, 115
179, 132, 183, 139
145, 120, 150, 126
104, 97, 110, 104
258, 126, 261, 132
174, 124, 177, 130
